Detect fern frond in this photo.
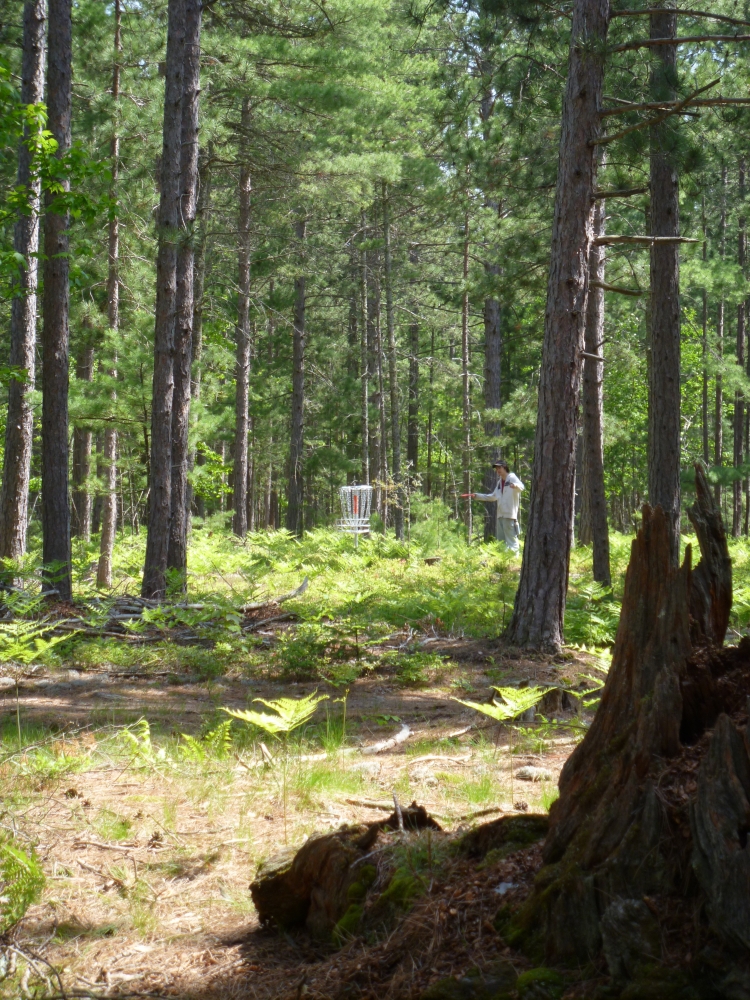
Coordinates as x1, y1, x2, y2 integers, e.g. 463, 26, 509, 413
0, 840, 44, 933
223, 692, 327, 736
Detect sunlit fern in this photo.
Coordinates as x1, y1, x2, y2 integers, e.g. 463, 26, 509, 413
0, 839, 44, 933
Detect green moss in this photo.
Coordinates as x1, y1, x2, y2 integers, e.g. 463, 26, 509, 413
419, 961, 518, 999
379, 872, 421, 908
516, 968, 565, 999
619, 966, 701, 1000
332, 903, 363, 945
359, 863, 377, 888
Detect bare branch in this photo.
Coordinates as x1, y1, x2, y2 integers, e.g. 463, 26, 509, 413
594, 187, 649, 198
591, 78, 719, 146
611, 9, 750, 29
610, 34, 750, 53
591, 281, 644, 296
602, 96, 750, 115
594, 235, 699, 245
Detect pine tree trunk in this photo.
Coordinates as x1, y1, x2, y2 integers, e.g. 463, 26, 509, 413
648, 5, 681, 564
41, 0, 73, 600
461, 216, 472, 543
482, 274, 502, 541
580, 194, 611, 585
167, 0, 201, 585
91, 436, 103, 535
383, 184, 403, 539
735, 161, 747, 537
142, 0, 184, 598
375, 283, 388, 521
407, 247, 419, 485
233, 107, 252, 539
425, 328, 435, 497
71, 346, 94, 541
505, 0, 609, 650
715, 164, 726, 509
264, 440, 273, 528
190, 143, 212, 520
0, 0, 46, 567
97, 0, 121, 590
360, 213, 370, 485
246, 421, 255, 531
286, 218, 306, 536
702, 197, 710, 465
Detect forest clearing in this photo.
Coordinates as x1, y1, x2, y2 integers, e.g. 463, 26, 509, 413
7, 0, 750, 995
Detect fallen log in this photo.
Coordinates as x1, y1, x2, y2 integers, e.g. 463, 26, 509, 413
250, 802, 441, 939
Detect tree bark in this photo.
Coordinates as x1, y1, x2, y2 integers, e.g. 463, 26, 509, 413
142, 0, 184, 598
71, 345, 94, 541
482, 277, 502, 541
735, 161, 747, 537
0, 0, 46, 567
286, 218, 306, 536
233, 101, 252, 539
375, 280, 388, 520
383, 183, 403, 539
167, 0, 201, 585
702, 194, 710, 465
407, 249, 420, 486
97, 0, 122, 590
425, 328, 435, 497
505, 0, 609, 650
461, 214, 472, 544
579, 193, 611, 585
41, 0, 73, 599
360, 213, 370, 485
190, 143, 212, 520
715, 163, 726, 508
648, 5, 681, 564
516, 467, 733, 965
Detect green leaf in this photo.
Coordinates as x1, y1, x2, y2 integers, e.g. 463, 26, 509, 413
0, 839, 45, 933
223, 691, 328, 736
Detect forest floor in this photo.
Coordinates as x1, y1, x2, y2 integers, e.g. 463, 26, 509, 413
2, 516, 750, 998
1, 637, 601, 999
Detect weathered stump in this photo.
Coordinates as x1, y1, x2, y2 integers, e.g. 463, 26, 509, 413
251, 823, 379, 938
250, 803, 441, 940
514, 466, 741, 968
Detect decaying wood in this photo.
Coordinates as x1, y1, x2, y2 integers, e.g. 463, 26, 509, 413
251, 804, 440, 938
691, 712, 750, 952
361, 723, 411, 755
513, 470, 745, 967
688, 463, 732, 648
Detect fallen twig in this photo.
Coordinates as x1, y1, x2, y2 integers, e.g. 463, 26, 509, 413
362, 723, 411, 755
241, 576, 309, 612
242, 612, 297, 632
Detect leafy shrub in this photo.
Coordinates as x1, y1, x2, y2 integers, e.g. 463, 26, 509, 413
0, 839, 44, 933
271, 623, 331, 678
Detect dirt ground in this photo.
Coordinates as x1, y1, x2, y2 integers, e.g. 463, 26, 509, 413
0, 642, 601, 999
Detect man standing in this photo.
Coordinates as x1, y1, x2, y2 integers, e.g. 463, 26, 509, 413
472, 462, 525, 552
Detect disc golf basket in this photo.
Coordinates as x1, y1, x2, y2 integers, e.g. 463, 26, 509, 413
338, 485, 372, 548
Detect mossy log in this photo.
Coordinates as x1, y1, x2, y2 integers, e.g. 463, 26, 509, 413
251, 823, 379, 938
250, 802, 441, 940
516, 466, 742, 966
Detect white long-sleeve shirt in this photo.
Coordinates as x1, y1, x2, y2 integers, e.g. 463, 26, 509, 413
475, 472, 524, 519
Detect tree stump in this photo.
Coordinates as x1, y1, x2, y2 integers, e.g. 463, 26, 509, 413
513, 466, 746, 969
